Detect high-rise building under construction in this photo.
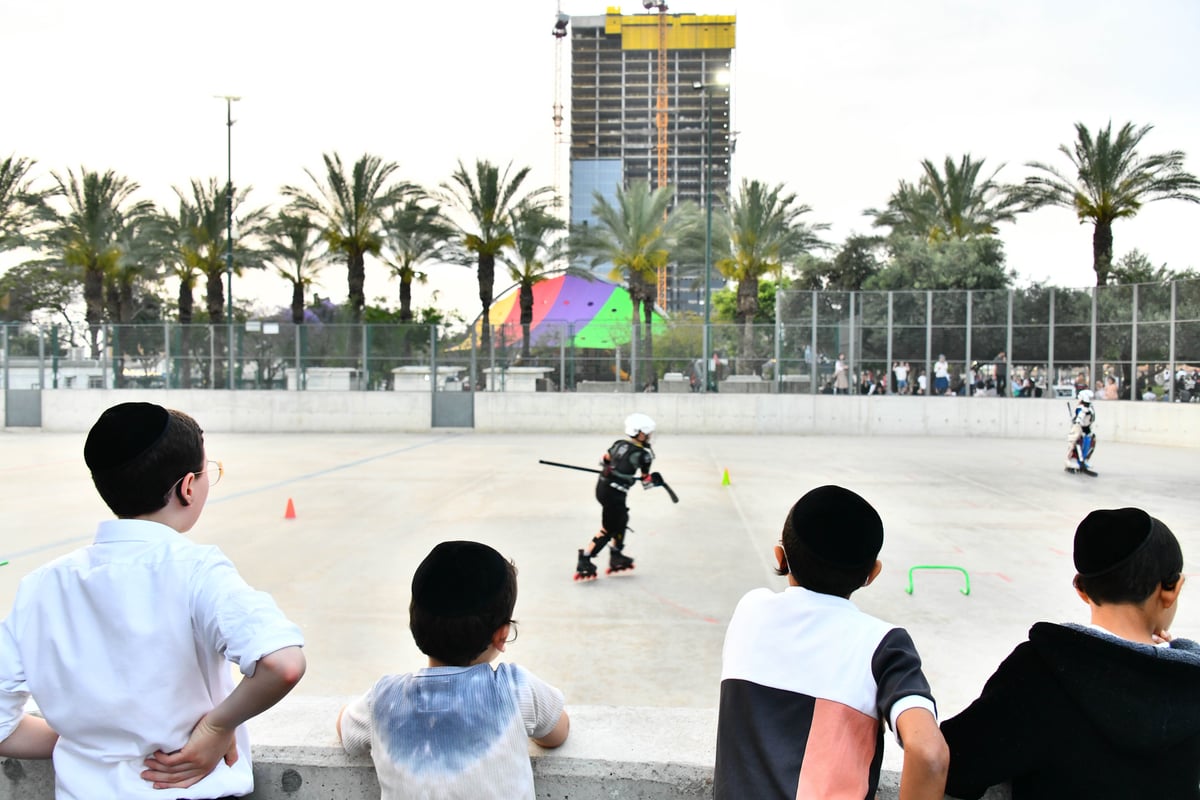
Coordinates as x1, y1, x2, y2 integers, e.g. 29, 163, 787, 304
567, 7, 736, 310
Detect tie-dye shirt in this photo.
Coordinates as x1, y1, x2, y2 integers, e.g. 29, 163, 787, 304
340, 662, 565, 799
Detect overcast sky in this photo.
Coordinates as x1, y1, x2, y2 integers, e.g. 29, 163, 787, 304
5, 0, 1199, 321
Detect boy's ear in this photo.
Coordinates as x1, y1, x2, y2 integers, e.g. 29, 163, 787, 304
1160, 574, 1186, 610
1072, 575, 1095, 607
773, 544, 787, 573
491, 624, 511, 654
862, 560, 883, 587
176, 471, 196, 507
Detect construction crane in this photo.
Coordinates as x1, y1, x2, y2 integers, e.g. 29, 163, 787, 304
552, 5, 570, 209
643, 0, 670, 307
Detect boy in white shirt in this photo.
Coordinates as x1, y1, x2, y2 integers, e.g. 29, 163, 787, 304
0, 402, 306, 798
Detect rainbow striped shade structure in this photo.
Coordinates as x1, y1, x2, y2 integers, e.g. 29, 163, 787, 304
474, 275, 667, 350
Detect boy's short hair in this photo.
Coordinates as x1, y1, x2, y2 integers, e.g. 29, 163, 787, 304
778, 485, 883, 598
84, 403, 205, 518
1073, 507, 1183, 605
409, 541, 518, 666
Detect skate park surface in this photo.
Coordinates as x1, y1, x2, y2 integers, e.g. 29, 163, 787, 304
3, 429, 1198, 797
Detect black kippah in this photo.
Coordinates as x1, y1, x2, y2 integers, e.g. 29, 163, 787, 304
84, 402, 171, 474
790, 485, 883, 569
412, 541, 509, 616
1074, 508, 1155, 577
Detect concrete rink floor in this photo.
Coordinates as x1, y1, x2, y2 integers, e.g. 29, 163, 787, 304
2, 429, 1199, 723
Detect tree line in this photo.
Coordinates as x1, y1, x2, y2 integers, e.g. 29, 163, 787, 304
1, 120, 1197, 373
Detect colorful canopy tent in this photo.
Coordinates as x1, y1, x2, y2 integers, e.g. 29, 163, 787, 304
472, 275, 667, 350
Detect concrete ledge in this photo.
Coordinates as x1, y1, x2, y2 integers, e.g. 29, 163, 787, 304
0, 701, 1010, 800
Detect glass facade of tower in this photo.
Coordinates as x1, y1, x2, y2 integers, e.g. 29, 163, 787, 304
568, 11, 735, 312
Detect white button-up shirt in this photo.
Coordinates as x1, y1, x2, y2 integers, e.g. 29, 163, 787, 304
0, 519, 304, 799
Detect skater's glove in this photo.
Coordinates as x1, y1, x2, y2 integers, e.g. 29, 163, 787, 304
642, 472, 664, 489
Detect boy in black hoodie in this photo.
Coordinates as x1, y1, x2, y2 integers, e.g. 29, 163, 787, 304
941, 507, 1200, 799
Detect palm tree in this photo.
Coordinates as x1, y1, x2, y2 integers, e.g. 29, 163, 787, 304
159, 179, 262, 387
441, 159, 553, 353
500, 201, 569, 358
283, 152, 412, 324
717, 179, 828, 372
867, 155, 1023, 241
46, 168, 155, 357
573, 180, 698, 386
1020, 121, 1200, 286
167, 179, 262, 326
381, 197, 454, 324
0, 154, 51, 253
160, 187, 211, 328
262, 211, 328, 324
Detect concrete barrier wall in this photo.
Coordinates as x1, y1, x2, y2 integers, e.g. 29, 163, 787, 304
24, 389, 1199, 448
0, 702, 1009, 800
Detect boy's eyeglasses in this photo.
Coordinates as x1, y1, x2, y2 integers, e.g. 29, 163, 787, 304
198, 460, 223, 487
166, 460, 223, 501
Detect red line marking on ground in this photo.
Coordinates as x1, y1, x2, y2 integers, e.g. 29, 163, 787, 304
1049, 548, 1069, 557
981, 572, 1014, 583
641, 589, 720, 624
951, 546, 964, 554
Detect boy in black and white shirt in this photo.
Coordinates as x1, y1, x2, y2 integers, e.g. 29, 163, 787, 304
715, 485, 948, 800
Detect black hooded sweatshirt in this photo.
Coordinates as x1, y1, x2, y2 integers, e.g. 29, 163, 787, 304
942, 622, 1200, 799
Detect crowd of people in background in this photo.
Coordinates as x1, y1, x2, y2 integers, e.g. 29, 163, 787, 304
808, 350, 1200, 402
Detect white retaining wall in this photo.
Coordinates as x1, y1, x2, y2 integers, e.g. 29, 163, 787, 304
15, 389, 1199, 448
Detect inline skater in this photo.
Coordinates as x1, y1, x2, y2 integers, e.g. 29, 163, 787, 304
1065, 389, 1098, 475
574, 413, 663, 580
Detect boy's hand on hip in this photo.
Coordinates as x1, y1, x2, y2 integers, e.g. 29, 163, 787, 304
140, 713, 238, 789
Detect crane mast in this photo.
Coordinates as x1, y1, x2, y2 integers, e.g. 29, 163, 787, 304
552, 6, 569, 209
644, 1, 670, 307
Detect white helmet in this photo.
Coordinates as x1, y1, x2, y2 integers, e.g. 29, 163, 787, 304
625, 412, 656, 438
1078, 389, 1094, 404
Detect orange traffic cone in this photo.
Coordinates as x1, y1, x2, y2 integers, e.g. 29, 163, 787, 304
284, 498, 297, 519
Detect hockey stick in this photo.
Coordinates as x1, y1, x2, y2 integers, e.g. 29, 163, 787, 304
538, 460, 679, 503
538, 459, 601, 475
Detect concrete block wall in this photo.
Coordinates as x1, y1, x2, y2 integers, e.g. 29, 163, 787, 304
0, 702, 1010, 800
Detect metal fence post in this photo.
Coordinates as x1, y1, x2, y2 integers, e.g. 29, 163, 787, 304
886, 291, 894, 394
810, 292, 818, 395
964, 291, 972, 389
1, 324, 7, 394
488, 323, 496, 391
630, 328, 638, 393
163, 322, 171, 390
103, 325, 110, 389
1048, 288, 1056, 391
469, 325, 478, 392
430, 324, 438, 400
848, 291, 857, 394
294, 325, 301, 391
925, 291, 933, 394
361, 324, 369, 391
1089, 287, 1098, 392
51, 325, 59, 389
37, 327, 45, 390
1168, 280, 1178, 403
1130, 284, 1139, 401
774, 283, 782, 391
1005, 289, 1014, 397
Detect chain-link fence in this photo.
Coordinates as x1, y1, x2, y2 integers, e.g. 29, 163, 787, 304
3, 278, 1199, 402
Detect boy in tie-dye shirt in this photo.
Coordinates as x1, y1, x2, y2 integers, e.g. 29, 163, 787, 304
338, 541, 569, 799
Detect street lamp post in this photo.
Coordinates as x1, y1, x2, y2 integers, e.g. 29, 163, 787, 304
693, 71, 729, 393
217, 95, 241, 391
